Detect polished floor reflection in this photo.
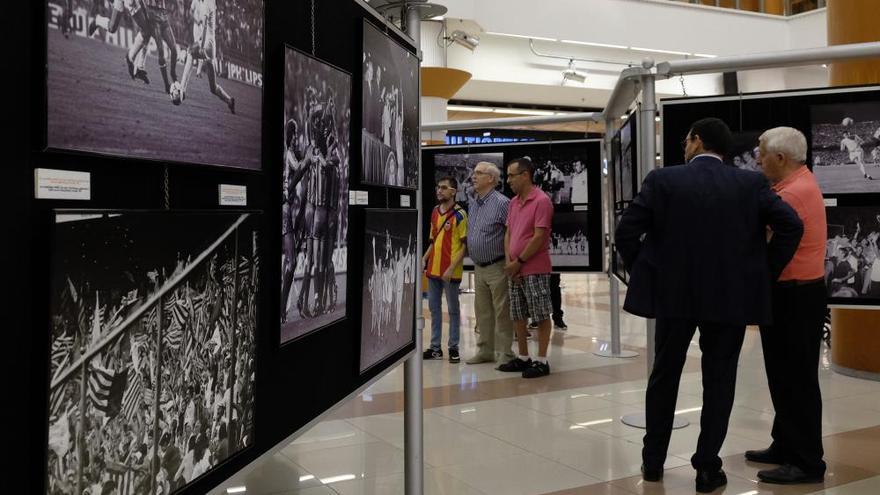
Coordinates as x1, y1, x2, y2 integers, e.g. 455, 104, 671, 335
213, 274, 880, 495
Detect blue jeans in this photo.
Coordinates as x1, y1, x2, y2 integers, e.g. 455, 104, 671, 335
427, 277, 461, 351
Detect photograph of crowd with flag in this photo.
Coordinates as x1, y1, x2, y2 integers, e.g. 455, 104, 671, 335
46, 0, 264, 169
361, 21, 420, 189
46, 211, 259, 495
359, 209, 418, 373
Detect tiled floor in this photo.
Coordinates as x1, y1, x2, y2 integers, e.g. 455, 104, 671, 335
214, 275, 880, 495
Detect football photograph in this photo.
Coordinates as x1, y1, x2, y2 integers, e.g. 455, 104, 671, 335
811, 101, 880, 194
46, 0, 264, 169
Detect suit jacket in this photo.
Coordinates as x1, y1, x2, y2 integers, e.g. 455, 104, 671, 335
615, 155, 803, 326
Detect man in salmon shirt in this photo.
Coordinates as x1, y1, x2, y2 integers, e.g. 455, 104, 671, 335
499, 157, 555, 378
749, 126, 828, 485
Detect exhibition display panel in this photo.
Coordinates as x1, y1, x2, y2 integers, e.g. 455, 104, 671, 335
661, 85, 880, 306
610, 112, 638, 285
17, 1, 421, 494
422, 140, 604, 272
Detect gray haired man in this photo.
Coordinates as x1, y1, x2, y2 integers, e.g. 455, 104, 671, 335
465, 162, 516, 365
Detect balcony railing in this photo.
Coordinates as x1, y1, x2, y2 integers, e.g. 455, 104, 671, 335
669, 0, 825, 16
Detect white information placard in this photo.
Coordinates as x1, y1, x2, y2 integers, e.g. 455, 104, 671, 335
219, 184, 247, 206
400, 195, 411, 207
356, 191, 369, 205
35, 168, 91, 200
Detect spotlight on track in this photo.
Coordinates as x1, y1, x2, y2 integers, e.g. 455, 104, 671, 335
449, 30, 480, 51
562, 59, 587, 85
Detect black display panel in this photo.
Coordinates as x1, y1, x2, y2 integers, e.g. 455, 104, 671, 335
422, 140, 604, 272
610, 113, 638, 285
660, 85, 880, 306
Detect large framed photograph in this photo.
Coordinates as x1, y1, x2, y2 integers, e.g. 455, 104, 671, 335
433, 152, 504, 203
280, 46, 351, 345
46, 210, 259, 495
811, 102, 880, 194
46, 0, 264, 169
359, 209, 418, 373
361, 21, 420, 189
826, 206, 880, 303
550, 210, 590, 268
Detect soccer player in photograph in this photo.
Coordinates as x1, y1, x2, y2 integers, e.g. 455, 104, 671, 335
128, 0, 179, 94
281, 120, 309, 323
840, 131, 872, 180
180, 0, 236, 113
88, 0, 151, 84
60, 0, 74, 38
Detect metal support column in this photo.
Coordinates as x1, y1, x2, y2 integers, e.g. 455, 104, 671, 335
621, 75, 687, 430
595, 124, 638, 360
403, 4, 424, 495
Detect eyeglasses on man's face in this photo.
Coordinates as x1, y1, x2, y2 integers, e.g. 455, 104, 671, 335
436, 185, 455, 191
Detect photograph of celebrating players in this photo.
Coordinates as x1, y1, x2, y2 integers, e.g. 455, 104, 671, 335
825, 207, 880, 300
45, 211, 259, 495
361, 21, 420, 189
280, 46, 350, 345
46, 0, 264, 169
359, 209, 417, 373
550, 211, 590, 267
811, 101, 880, 194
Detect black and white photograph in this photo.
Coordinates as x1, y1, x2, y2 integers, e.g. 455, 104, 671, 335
280, 46, 350, 345
811, 102, 880, 194
726, 131, 762, 172
359, 209, 418, 373
611, 118, 637, 204
361, 21, 420, 189
825, 207, 880, 300
433, 152, 504, 203
46, 0, 264, 169
550, 211, 590, 268
504, 146, 591, 204
46, 211, 259, 495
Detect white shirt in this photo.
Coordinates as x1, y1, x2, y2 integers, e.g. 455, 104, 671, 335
690, 153, 723, 163
571, 171, 589, 203
192, 0, 217, 46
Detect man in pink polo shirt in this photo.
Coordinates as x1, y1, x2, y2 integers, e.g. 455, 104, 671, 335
499, 157, 555, 378
748, 127, 828, 485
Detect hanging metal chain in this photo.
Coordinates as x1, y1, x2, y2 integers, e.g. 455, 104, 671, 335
163, 165, 170, 210
679, 74, 688, 97
310, 0, 316, 55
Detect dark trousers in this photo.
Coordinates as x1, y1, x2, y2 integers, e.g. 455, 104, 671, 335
759, 281, 827, 475
643, 318, 746, 471
550, 273, 563, 321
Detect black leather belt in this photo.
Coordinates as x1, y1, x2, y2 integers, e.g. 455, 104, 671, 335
776, 277, 824, 288
475, 256, 505, 267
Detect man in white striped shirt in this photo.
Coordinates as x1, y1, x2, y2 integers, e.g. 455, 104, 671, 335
465, 162, 516, 365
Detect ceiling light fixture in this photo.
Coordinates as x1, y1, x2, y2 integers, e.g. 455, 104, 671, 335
630, 46, 692, 56
560, 39, 629, 50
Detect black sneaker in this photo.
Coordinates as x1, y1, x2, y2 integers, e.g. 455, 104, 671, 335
423, 348, 442, 360
528, 320, 538, 329
522, 360, 550, 378
134, 69, 150, 85
448, 349, 460, 363
497, 357, 531, 372
554, 319, 568, 331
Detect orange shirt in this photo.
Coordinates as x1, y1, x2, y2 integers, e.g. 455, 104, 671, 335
427, 204, 468, 281
772, 166, 827, 281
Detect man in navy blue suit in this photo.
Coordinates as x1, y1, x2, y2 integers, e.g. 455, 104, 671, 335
615, 118, 804, 493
